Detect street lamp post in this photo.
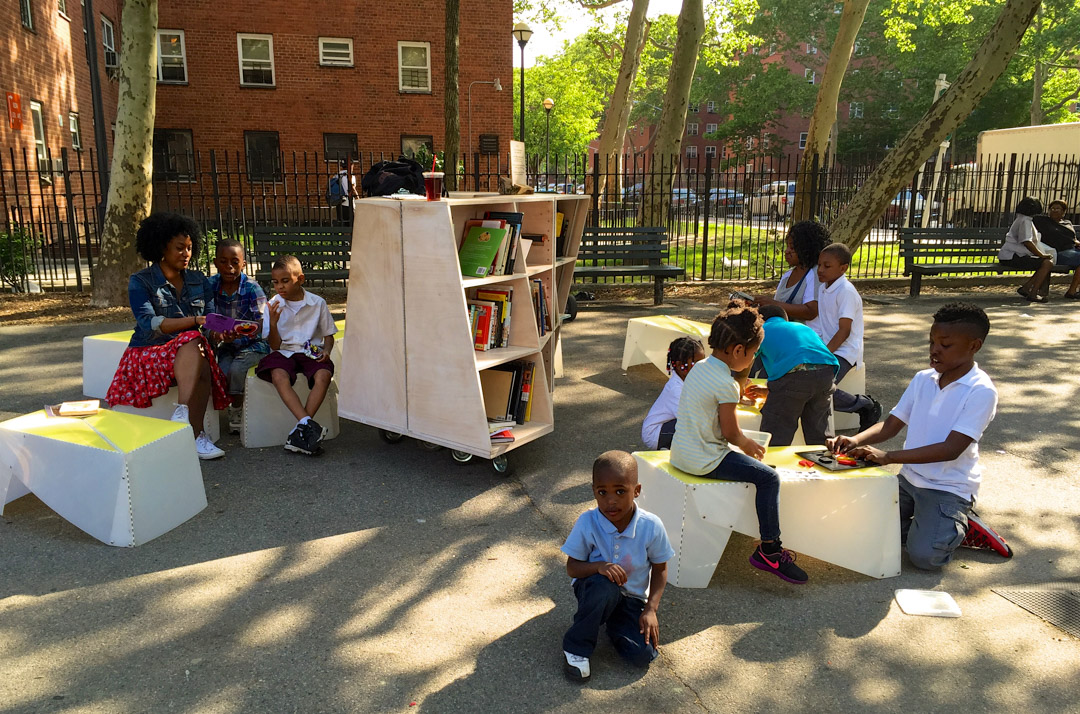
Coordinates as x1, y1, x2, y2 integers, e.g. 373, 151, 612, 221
468, 78, 503, 163
543, 97, 554, 187
512, 22, 533, 144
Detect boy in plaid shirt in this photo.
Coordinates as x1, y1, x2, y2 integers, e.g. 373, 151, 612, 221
209, 239, 270, 432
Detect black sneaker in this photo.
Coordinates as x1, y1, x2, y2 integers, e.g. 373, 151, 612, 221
302, 419, 327, 451
749, 544, 809, 584
858, 396, 883, 432
285, 425, 317, 455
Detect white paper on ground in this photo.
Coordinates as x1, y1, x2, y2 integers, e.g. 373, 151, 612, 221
894, 589, 962, 617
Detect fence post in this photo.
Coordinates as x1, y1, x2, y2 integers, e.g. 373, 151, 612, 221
1001, 153, 1018, 225
700, 154, 713, 281
209, 150, 224, 239
590, 153, 600, 226
60, 149, 85, 291
473, 152, 480, 193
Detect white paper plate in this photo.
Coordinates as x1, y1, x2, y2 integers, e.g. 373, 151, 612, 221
894, 589, 962, 618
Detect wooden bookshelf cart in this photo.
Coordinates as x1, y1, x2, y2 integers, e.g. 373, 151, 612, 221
338, 193, 587, 473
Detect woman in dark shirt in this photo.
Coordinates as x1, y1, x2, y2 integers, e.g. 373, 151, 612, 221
105, 213, 230, 459
1033, 199, 1080, 298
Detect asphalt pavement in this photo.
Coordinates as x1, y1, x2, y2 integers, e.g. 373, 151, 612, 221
1, 291, 1078, 713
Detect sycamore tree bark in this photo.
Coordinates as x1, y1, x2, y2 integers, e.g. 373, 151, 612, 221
444, 0, 460, 190
590, 0, 650, 200
641, 0, 704, 227
830, 0, 1044, 250
92, 0, 158, 307
791, 0, 871, 222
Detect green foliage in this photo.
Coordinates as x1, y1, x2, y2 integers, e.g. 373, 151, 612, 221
0, 227, 38, 292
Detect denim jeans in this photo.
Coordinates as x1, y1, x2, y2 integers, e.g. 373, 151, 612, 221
833, 357, 872, 413
1055, 248, 1080, 268
563, 575, 658, 666
701, 450, 781, 541
216, 344, 270, 395
657, 419, 677, 450
899, 474, 971, 570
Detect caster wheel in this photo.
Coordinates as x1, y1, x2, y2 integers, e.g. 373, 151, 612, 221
418, 440, 443, 451
451, 450, 474, 464
491, 455, 510, 474
564, 294, 578, 322
380, 430, 404, 444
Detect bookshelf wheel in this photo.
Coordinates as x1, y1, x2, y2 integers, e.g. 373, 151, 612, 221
379, 430, 404, 444
419, 440, 443, 451
491, 455, 510, 475
451, 450, 474, 464
563, 293, 578, 322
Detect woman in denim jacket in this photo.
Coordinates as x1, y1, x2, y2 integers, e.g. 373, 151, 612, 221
105, 213, 230, 460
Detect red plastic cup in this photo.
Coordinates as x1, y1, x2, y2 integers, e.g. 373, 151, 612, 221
423, 171, 444, 201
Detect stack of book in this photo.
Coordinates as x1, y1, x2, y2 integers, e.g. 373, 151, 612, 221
467, 286, 513, 351
554, 211, 571, 258
457, 211, 524, 279
478, 360, 536, 438
531, 279, 550, 336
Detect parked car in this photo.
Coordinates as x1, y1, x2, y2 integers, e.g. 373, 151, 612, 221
884, 189, 941, 226
744, 181, 796, 219
671, 188, 698, 207
706, 188, 744, 216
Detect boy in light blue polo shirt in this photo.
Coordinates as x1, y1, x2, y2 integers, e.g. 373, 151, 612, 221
561, 450, 674, 682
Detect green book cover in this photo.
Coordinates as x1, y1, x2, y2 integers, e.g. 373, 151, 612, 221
459, 225, 509, 278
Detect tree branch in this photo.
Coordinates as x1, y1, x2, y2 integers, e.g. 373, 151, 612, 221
1043, 86, 1080, 115
577, 0, 627, 9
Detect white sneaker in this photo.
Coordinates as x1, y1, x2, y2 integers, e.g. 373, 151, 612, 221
171, 403, 190, 424
563, 651, 590, 681
195, 431, 225, 460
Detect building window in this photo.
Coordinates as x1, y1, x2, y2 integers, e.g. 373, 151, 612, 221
687, 123, 698, 136
720, 146, 728, 159
69, 113, 81, 150
58, 0, 67, 15
153, 129, 195, 180
706, 100, 716, 113
401, 135, 433, 158
686, 145, 698, 158
324, 133, 358, 163
885, 103, 900, 119
849, 102, 864, 119
763, 136, 770, 149
806, 42, 818, 54
706, 123, 717, 134
398, 41, 431, 92
20, 0, 33, 29
688, 102, 699, 113
799, 132, 808, 150
705, 145, 717, 157
157, 30, 187, 83
319, 37, 354, 67
101, 17, 118, 77
238, 34, 275, 87
805, 68, 816, 84
750, 46, 759, 55
30, 101, 47, 175
244, 130, 281, 181
745, 136, 755, 150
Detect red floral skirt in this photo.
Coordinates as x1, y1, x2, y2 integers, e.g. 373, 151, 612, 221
106, 330, 231, 410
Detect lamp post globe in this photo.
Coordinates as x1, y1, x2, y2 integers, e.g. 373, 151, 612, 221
512, 22, 532, 144
542, 98, 554, 185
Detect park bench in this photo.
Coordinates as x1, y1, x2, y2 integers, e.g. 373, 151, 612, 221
252, 226, 352, 286
899, 227, 1071, 297
574, 226, 684, 305
634, 448, 901, 585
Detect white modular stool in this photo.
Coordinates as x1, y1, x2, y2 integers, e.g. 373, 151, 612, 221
833, 361, 867, 431
621, 315, 711, 373
0, 410, 207, 546
84, 330, 221, 440
240, 367, 340, 448
633, 448, 900, 587
331, 319, 345, 366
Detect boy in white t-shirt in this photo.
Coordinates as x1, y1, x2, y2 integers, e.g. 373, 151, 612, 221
641, 337, 705, 450
829, 303, 998, 571
256, 255, 338, 455
815, 243, 881, 430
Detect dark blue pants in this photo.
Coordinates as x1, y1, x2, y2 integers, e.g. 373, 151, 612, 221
562, 575, 657, 667
701, 450, 782, 541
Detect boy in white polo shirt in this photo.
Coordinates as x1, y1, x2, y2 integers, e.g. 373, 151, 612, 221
829, 302, 998, 570
815, 243, 881, 430
560, 450, 674, 682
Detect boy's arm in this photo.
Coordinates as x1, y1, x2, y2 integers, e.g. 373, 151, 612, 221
826, 317, 852, 353
566, 556, 627, 585
830, 414, 906, 452
851, 430, 973, 466
639, 562, 668, 647
318, 334, 335, 362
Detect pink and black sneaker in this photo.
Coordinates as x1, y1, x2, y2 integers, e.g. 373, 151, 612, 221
750, 544, 809, 584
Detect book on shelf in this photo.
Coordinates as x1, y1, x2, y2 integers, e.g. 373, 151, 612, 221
468, 299, 497, 350
487, 417, 515, 431
515, 362, 535, 424
484, 211, 524, 275
532, 278, 550, 335
479, 368, 517, 421
458, 221, 508, 278
474, 286, 512, 348
555, 212, 566, 257
490, 428, 515, 443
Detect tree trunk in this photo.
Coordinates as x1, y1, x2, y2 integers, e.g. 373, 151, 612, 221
642, 0, 704, 227
1030, 59, 1046, 125
791, 0, 871, 222
830, 0, 1043, 250
444, 0, 460, 191
91, 0, 158, 307
593, 0, 650, 200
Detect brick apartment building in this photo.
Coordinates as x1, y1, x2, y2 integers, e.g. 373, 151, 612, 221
3, 0, 121, 169
4, 0, 513, 182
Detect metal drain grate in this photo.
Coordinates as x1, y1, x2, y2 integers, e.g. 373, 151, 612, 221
993, 583, 1080, 638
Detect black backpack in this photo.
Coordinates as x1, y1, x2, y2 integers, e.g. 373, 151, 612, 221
360, 157, 426, 197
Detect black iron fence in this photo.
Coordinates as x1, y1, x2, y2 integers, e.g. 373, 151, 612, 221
2, 145, 1077, 292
